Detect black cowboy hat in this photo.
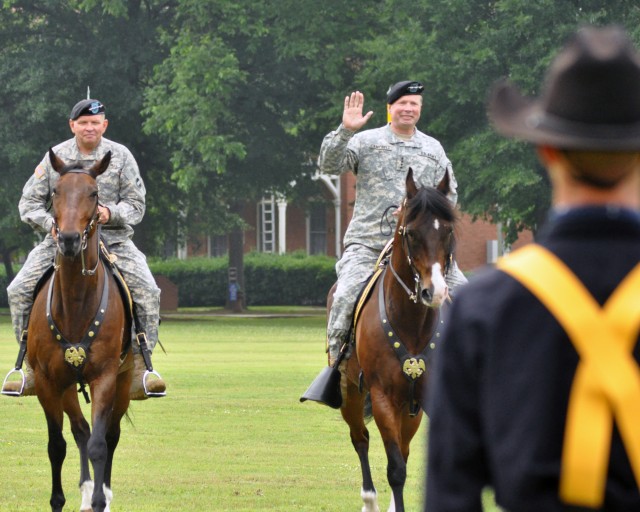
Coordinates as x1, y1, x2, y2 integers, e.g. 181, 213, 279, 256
489, 25, 640, 151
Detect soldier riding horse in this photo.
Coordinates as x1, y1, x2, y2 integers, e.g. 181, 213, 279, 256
302, 169, 457, 511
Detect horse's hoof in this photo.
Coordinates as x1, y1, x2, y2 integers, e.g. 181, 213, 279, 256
361, 488, 380, 512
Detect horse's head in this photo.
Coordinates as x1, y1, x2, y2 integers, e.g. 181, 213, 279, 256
394, 168, 456, 308
49, 148, 111, 258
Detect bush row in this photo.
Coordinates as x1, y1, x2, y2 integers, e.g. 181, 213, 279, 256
0, 252, 338, 308
149, 252, 337, 307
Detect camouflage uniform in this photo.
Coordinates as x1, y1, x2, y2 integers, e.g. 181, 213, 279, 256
318, 123, 467, 359
7, 137, 161, 353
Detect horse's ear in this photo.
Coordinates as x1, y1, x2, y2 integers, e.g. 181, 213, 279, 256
89, 151, 112, 178
49, 148, 65, 174
436, 169, 451, 196
406, 167, 419, 199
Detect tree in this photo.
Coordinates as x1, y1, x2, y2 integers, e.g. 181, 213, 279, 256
350, 0, 640, 242
0, 0, 178, 277
143, 0, 383, 308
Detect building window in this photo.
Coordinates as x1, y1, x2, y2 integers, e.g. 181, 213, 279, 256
209, 234, 228, 257
309, 203, 327, 255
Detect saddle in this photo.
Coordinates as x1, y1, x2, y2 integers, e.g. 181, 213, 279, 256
352, 240, 393, 331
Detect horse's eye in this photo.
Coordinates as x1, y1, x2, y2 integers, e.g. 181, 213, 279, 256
406, 230, 418, 244
52, 189, 57, 196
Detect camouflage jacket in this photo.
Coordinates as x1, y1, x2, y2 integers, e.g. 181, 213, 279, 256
318, 123, 458, 250
19, 137, 146, 244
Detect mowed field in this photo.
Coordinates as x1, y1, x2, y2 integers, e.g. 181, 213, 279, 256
0, 309, 435, 511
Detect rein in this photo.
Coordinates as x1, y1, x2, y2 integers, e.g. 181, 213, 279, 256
52, 200, 100, 276
49, 169, 104, 402
389, 199, 453, 304
53, 169, 100, 276
378, 266, 440, 417
375, 196, 453, 415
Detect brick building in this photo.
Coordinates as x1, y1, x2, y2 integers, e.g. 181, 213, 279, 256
188, 172, 533, 273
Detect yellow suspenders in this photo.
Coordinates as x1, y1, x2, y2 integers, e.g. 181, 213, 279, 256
497, 245, 640, 508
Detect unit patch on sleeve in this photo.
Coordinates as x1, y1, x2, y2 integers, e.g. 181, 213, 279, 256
34, 164, 46, 179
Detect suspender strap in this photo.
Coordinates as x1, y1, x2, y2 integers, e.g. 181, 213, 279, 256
497, 245, 640, 508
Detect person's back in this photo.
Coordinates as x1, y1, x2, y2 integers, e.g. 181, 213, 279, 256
425, 25, 640, 511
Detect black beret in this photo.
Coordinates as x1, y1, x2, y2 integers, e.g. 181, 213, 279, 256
70, 99, 105, 120
386, 81, 424, 104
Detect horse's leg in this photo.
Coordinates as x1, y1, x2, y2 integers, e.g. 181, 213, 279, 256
102, 365, 132, 510
370, 388, 408, 512
62, 386, 93, 511
389, 411, 424, 512
88, 375, 117, 512
342, 376, 379, 512
38, 386, 67, 512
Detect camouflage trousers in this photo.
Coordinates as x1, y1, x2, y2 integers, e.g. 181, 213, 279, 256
7, 236, 161, 354
326, 243, 468, 360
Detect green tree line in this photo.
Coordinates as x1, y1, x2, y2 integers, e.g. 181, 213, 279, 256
2, 0, 639, 279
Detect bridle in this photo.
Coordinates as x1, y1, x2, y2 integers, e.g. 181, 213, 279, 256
52, 170, 101, 276
388, 198, 454, 304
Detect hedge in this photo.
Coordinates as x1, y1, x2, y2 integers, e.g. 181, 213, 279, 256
149, 252, 337, 307
0, 252, 338, 308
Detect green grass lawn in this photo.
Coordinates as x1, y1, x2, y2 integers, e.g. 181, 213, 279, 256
0, 310, 499, 511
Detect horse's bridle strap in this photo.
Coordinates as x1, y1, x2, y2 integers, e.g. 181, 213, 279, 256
377, 268, 432, 378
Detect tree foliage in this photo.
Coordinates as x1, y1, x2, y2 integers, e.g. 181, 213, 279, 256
350, 0, 640, 241
2, 0, 640, 266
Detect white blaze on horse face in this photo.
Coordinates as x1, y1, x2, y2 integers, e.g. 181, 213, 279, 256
434, 218, 440, 231
430, 262, 448, 307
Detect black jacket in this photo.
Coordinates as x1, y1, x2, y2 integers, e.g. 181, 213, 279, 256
425, 206, 640, 512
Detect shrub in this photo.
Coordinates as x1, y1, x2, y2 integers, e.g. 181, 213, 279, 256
0, 252, 338, 309
149, 252, 337, 307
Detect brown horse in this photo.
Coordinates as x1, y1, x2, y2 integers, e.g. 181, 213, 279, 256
308, 168, 457, 511
28, 149, 133, 512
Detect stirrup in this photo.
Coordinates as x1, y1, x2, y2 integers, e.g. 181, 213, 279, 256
135, 332, 166, 398
1, 368, 26, 397
142, 369, 166, 398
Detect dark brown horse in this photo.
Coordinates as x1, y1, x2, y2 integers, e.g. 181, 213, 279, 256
28, 149, 133, 512
308, 169, 457, 511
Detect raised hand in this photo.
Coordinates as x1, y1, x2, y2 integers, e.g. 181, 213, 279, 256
342, 91, 373, 132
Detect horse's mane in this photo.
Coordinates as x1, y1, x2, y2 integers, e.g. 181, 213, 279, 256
405, 186, 457, 225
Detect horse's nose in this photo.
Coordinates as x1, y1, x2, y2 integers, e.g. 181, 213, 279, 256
421, 287, 433, 305
57, 231, 81, 257
422, 283, 449, 307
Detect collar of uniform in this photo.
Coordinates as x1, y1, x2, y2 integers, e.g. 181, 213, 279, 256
385, 124, 420, 146
540, 205, 640, 241
72, 138, 107, 161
